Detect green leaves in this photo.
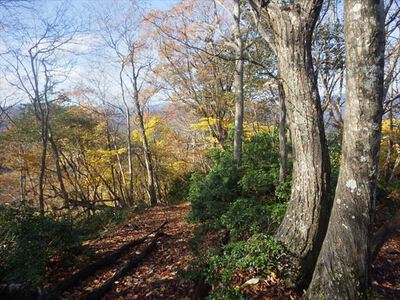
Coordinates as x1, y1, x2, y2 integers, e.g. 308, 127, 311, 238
0, 205, 81, 286
221, 198, 286, 241
206, 234, 295, 298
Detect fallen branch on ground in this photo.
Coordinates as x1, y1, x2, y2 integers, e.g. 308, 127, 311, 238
83, 226, 166, 300
48, 221, 167, 296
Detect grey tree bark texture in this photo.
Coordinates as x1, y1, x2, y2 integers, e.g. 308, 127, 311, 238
306, 0, 385, 298
248, 0, 331, 287
233, 0, 245, 167
277, 79, 287, 183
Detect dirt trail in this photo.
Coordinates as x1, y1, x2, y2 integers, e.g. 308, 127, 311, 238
48, 203, 195, 300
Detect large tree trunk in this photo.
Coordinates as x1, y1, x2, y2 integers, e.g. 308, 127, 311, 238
307, 1, 385, 298
232, 0, 244, 167
248, 0, 331, 287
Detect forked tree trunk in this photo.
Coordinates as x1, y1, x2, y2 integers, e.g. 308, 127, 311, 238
129, 52, 158, 207
307, 1, 385, 298
248, 0, 331, 287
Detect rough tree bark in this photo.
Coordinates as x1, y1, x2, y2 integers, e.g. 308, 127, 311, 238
307, 1, 385, 298
277, 79, 287, 183
248, 0, 331, 286
232, 0, 245, 167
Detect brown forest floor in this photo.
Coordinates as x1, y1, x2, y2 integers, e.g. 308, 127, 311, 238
372, 231, 400, 300
46, 203, 400, 300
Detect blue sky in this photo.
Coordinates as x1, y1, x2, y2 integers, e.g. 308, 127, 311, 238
0, 0, 182, 106
40, 0, 180, 13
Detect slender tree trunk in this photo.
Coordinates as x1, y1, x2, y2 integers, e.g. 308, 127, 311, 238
389, 154, 400, 182
19, 169, 26, 203
232, 0, 244, 167
277, 79, 287, 183
136, 106, 157, 206
125, 109, 134, 206
48, 129, 69, 208
307, 1, 385, 298
383, 103, 393, 182
130, 55, 157, 206
38, 115, 48, 215
112, 135, 128, 206
248, 0, 331, 287
119, 67, 134, 206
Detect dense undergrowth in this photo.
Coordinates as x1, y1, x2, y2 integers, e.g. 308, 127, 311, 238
0, 204, 131, 286
185, 130, 299, 299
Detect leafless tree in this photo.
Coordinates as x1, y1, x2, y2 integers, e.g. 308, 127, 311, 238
1, 5, 77, 214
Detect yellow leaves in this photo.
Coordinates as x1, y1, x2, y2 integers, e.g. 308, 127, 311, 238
190, 117, 231, 131
169, 161, 191, 173
132, 116, 163, 143
244, 122, 275, 140
381, 119, 400, 140
379, 118, 400, 175
85, 148, 126, 166
380, 119, 400, 151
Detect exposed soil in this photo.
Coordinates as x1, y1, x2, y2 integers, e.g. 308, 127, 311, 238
47, 203, 196, 300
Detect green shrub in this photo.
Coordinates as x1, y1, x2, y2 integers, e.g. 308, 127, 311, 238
186, 131, 297, 298
275, 177, 292, 202
221, 198, 286, 241
188, 131, 286, 225
166, 173, 192, 204
188, 148, 237, 224
0, 205, 81, 286
74, 207, 129, 239
206, 234, 299, 299
239, 132, 280, 196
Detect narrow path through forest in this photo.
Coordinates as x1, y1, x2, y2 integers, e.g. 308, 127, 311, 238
47, 203, 195, 300
45, 203, 400, 300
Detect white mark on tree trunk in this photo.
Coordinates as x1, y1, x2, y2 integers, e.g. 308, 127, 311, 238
346, 179, 357, 193
351, 3, 362, 17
